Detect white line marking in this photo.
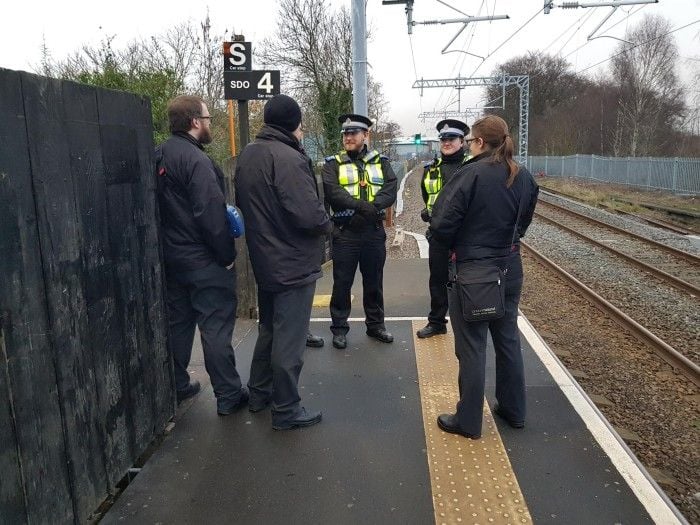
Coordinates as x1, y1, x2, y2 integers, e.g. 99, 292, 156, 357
403, 231, 429, 258
310, 316, 435, 322
518, 315, 685, 525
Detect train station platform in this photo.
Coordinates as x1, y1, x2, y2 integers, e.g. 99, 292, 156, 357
103, 259, 685, 524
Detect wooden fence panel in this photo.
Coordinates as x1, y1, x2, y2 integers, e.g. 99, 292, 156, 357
22, 71, 115, 521
96, 90, 163, 462
0, 69, 75, 522
113, 91, 176, 434
0, 68, 174, 523
0, 71, 32, 525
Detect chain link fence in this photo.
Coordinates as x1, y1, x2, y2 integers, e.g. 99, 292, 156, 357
527, 155, 700, 194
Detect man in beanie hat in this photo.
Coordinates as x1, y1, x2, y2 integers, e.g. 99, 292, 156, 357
416, 118, 470, 339
322, 113, 397, 350
235, 94, 332, 430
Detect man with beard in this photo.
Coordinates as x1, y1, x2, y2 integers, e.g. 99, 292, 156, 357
156, 95, 248, 416
322, 114, 397, 350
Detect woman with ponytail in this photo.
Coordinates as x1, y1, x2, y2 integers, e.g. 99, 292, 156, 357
428, 115, 539, 439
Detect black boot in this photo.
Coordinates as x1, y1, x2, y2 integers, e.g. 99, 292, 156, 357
366, 328, 394, 343
416, 324, 447, 338
332, 334, 347, 349
306, 333, 325, 348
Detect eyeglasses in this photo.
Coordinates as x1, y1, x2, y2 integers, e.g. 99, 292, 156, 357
439, 136, 460, 142
197, 115, 212, 121
465, 137, 479, 145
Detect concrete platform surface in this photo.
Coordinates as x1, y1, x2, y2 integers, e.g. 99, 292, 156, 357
102, 259, 682, 524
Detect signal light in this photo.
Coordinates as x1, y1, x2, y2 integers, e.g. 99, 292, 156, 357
414, 133, 422, 144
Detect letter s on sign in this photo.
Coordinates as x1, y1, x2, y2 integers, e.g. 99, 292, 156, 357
229, 43, 247, 67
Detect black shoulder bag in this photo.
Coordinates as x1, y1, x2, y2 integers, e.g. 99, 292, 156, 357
455, 181, 525, 322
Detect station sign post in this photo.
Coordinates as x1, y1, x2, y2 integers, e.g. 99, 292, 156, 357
223, 39, 280, 155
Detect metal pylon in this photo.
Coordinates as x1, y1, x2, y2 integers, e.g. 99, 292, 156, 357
413, 74, 530, 165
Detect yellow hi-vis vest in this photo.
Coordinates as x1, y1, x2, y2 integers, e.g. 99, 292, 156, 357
335, 149, 384, 202
422, 153, 471, 210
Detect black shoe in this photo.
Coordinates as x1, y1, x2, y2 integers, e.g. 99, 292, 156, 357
366, 328, 394, 343
176, 380, 201, 404
416, 324, 447, 338
437, 413, 481, 439
217, 387, 250, 416
493, 404, 525, 429
306, 333, 325, 348
272, 407, 322, 430
332, 334, 347, 349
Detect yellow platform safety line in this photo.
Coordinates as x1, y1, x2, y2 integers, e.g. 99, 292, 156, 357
312, 294, 354, 308
412, 321, 532, 525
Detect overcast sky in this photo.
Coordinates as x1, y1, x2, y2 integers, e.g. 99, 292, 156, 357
3, 0, 699, 137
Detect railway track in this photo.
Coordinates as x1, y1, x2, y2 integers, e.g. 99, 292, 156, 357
539, 188, 698, 235
525, 214, 699, 365
535, 199, 700, 295
522, 241, 700, 388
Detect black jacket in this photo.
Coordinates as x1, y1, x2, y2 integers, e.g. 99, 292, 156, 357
156, 132, 235, 272
234, 125, 332, 292
429, 152, 539, 261
322, 147, 397, 212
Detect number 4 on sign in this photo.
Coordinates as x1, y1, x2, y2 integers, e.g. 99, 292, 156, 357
258, 72, 274, 94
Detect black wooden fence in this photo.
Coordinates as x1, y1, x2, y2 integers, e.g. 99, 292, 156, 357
0, 68, 174, 523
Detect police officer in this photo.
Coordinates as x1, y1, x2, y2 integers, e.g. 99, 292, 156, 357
429, 115, 539, 439
322, 114, 398, 349
416, 119, 470, 339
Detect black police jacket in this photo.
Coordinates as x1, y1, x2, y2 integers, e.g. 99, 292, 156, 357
234, 125, 332, 292
156, 132, 235, 272
321, 147, 398, 227
429, 151, 539, 262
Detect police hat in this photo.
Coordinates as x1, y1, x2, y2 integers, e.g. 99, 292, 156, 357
436, 119, 469, 139
339, 113, 373, 133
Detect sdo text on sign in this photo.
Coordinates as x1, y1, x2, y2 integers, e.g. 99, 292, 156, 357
224, 70, 280, 100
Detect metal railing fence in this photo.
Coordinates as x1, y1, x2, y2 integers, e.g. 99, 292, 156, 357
527, 155, 700, 194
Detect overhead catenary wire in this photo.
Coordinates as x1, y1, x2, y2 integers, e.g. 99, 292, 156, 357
433, 0, 486, 112
574, 18, 700, 74
468, 4, 544, 77
482, 16, 699, 121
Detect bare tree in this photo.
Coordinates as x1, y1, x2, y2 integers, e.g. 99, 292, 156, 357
257, 0, 394, 157
610, 14, 684, 156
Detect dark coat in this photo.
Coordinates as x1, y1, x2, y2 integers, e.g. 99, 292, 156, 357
156, 132, 235, 272
234, 125, 332, 292
429, 151, 539, 262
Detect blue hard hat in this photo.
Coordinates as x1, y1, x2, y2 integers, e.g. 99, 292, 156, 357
226, 205, 245, 238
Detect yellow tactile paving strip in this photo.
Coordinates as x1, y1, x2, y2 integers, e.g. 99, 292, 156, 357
413, 321, 532, 525
311, 294, 353, 307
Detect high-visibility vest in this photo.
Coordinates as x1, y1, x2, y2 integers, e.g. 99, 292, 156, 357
335, 149, 384, 202
422, 153, 470, 210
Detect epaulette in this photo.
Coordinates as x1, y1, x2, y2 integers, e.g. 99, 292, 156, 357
423, 161, 433, 169
380, 154, 389, 161
324, 155, 335, 162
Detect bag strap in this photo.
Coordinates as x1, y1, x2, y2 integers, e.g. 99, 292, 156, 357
508, 175, 527, 250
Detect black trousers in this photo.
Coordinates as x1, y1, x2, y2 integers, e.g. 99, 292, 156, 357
427, 239, 450, 326
330, 226, 387, 335
166, 263, 243, 412
249, 282, 315, 425
447, 254, 525, 436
